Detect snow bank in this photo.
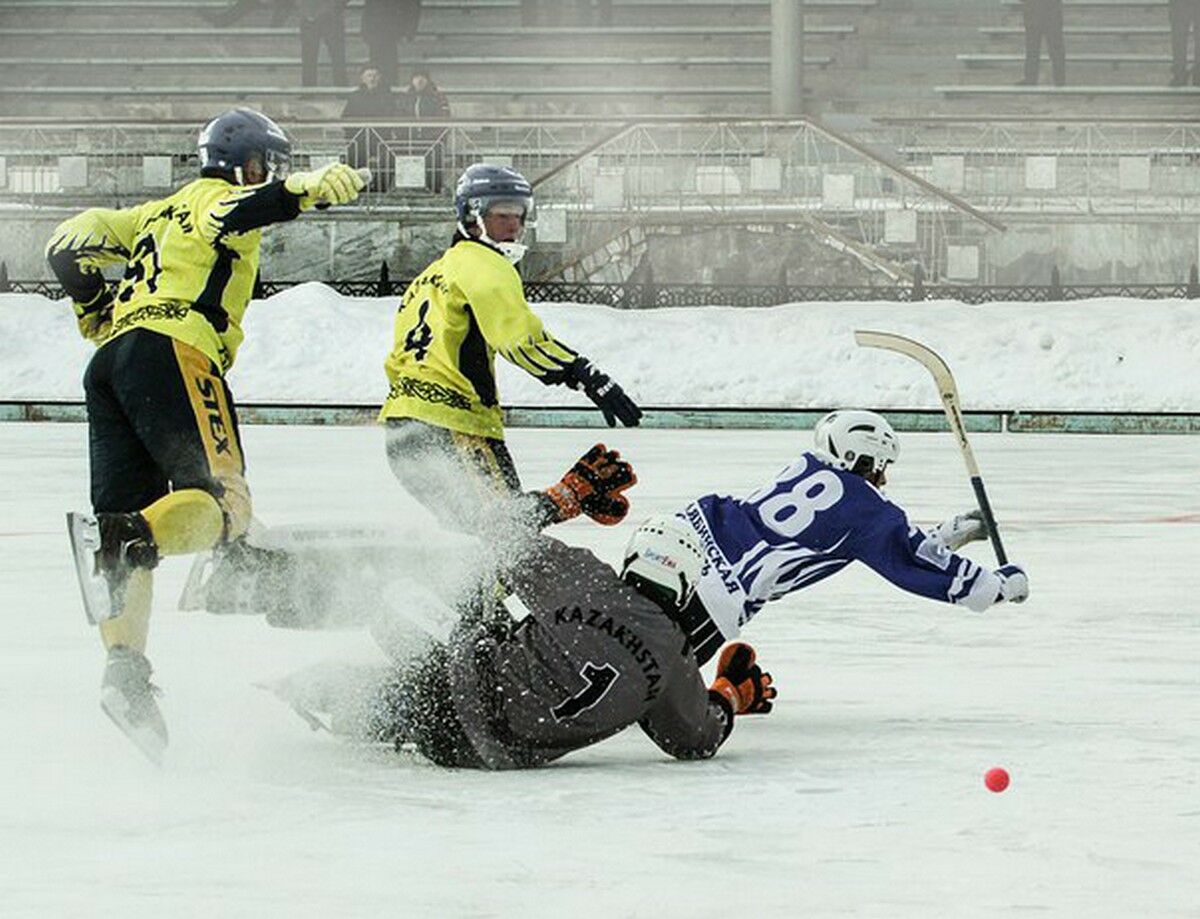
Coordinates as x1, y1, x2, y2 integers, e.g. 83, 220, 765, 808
2, 283, 1197, 411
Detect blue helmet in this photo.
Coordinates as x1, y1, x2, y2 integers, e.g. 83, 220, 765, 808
454, 163, 534, 264
198, 108, 292, 183
454, 163, 534, 229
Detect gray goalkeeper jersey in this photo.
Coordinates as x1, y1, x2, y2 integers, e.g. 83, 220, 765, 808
446, 537, 733, 769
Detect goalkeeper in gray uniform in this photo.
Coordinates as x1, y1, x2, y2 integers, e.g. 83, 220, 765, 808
282, 516, 777, 769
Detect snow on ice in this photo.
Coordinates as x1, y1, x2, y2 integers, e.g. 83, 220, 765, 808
0, 289, 1197, 917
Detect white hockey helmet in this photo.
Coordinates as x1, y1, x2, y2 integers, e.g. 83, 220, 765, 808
620, 515, 705, 611
813, 409, 899, 475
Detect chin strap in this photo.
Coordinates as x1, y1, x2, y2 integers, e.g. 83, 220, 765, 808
458, 220, 527, 265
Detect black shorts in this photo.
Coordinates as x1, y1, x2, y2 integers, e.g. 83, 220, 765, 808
83, 328, 249, 535
384, 418, 527, 532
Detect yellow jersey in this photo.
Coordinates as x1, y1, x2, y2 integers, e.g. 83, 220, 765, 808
380, 238, 579, 440
46, 177, 302, 372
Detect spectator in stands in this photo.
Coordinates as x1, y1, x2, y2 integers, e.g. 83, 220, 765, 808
403, 69, 451, 192
1018, 0, 1066, 87
343, 67, 400, 192
1169, 0, 1200, 86
362, 0, 422, 89
403, 68, 451, 119
298, 0, 348, 87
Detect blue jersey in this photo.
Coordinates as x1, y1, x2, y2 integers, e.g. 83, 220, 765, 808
681, 451, 1001, 648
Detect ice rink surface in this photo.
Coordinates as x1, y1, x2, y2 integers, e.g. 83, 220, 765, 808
0, 422, 1196, 918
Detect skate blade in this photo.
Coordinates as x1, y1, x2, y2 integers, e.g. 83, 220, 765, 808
100, 687, 168, 767
177, 550, 213, 611
66, 511, 113, 624
253, 680, 333, 733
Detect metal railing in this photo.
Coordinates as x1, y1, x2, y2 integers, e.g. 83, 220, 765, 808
0, 115, 1004, 280
876, 117, 1200, 217
10, 277, 1198, 306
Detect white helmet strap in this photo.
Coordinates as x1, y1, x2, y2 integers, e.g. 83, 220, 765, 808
458, 215, 528, 265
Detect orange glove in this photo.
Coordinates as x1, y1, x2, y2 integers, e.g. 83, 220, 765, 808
544, 443, 637, 525
709, 643, 776, 714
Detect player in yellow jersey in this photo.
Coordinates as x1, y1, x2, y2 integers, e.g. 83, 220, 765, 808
380, 163, 643, 537
49, 108, 366, 763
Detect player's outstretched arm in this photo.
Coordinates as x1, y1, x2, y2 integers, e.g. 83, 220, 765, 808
506, 340, 643, 427
541, 443, 637, 526
639, 660, 736, 761
45, 206, 141, 343
857, 508, 1030, 611
208, 164, 367, 239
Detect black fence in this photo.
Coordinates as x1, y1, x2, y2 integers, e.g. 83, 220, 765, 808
6, 278, 1200, 306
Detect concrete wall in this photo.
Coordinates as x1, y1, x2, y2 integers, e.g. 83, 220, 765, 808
5, 210, 1198, 289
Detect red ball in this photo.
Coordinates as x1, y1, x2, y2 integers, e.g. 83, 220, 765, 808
984, 767, 1010, 793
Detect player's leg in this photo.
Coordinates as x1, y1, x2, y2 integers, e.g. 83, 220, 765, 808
78, 339, 167, 643
78, 334, 175, 762
134, 335, 251, 551
384, 419, 523, 530
93, 331, 249, 649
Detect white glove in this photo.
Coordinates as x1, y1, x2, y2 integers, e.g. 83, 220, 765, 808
995, 564, 1029, 604
934, 509, 989, 552
285, 163, 367, 209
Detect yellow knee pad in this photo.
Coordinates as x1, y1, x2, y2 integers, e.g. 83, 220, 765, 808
142, 489, 225, 556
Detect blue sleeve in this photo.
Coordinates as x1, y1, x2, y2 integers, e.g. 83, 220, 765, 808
851, 501, 1001, 612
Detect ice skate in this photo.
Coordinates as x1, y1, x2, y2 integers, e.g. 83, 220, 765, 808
100, 646, 168, 766
67, 511, 158, 624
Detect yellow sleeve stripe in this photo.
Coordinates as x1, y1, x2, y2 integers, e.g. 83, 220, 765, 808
503, 334, 577, 376
45, 230, 131, 264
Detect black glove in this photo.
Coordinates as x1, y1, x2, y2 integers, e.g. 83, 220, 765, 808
709, 642, 776, 715
543, 443, 637, 525
565, 357, 642, 428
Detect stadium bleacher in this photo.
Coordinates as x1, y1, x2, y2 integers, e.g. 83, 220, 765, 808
0, 5, 859, 117
1, 0, 1198, 289
2, 0, 1197, 119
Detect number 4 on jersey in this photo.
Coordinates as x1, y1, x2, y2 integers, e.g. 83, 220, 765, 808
402, 300, 433, 361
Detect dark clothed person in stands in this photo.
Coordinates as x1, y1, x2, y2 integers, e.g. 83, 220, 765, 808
1169, 0, 1200, 86
362, 0, 422, 88
343, 67, 400, 191
1018, 0, 1065, 86
402, 70, 450, 192
298, 0, 347, 87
